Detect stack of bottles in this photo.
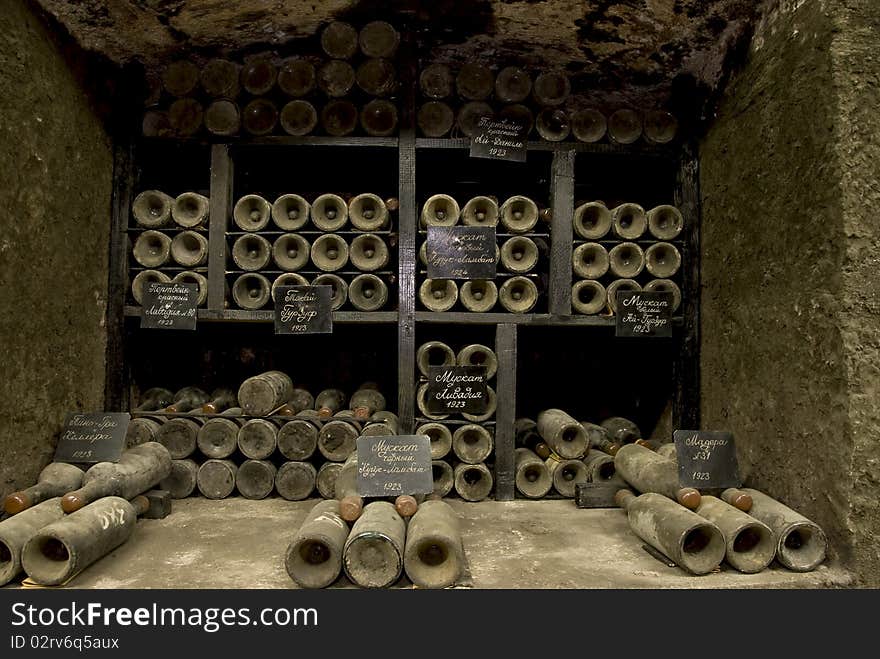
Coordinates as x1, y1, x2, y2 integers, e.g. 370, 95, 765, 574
418, 193, 549, 314
143, 20, 401, 139
417, 62, 677, 145
227, 192, 397, 311
128, 189, 211, 307
415, 340, 497, 502
571, 202, 683, 315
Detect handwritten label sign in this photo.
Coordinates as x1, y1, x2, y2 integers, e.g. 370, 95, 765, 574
356, 435, 433, 497
426, 366, 488, 414
54, 413, 130, 463
615, 291, 673, 338
141, 282, 198, 330
426, 226, 496, 280
470, 117, 529, 162
674, 430, 741, 489
274, 285, 332, 334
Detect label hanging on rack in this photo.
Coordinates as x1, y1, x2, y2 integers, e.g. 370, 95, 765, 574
470, 116, 529, 162
674, 430, 741, 489
274, 285, 332, 335
53, 412, 130, 463
356, 435, 433, 497
426, 226, 497, 280
615, 290, 673, 338
425, 365, 489, 414
141, 282, 198, 330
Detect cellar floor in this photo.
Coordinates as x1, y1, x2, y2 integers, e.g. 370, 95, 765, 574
6, 497, 854, 590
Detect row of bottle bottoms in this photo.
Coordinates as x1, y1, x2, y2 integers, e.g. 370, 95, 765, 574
130, 190, 209, 229
572, 278, 681, 316
418, 276, 542, 314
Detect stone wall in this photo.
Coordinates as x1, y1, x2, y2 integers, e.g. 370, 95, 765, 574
0, 0, 113, 501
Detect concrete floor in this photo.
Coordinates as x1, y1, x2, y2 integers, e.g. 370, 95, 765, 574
6, 497, 854, 589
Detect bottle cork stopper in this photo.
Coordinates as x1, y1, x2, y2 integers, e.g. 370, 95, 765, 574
61, 492, 86, 513
395, 495, 419, 518
614, 489, 635, 509
339, 496, 363, 522
385, 197, 400, 212
202, 403, 218, 414
721, 488, 753, 512
353, 406, 370, 422
676, 487, 701, 510
132, 495, 150, 516
4, 492, 31, 515
317, 407, 333, 419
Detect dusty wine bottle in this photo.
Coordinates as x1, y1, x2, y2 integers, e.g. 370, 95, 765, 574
275, 461, 317, 501
456, 63, 494, 101
309, 233, 348, 272
313, 389, 345, 420
452, 424, 494, 464
571, 108, 607, 143
417, 422, 453, 460
644, 279, 682, 313
495, 66, 531, 103
61, 443, 172, 513
417, 340, 456, 376
571, 280, 607, 315
644, 110, 678, 145
277, 410, 321, 461
318, 411, 360, 462
197, 459, 237, 499
280, 100, 318, 136
242, 98, 278, 136
362, 410, 398, 437
172, 271, 208, 306
583, 422, 621, 456
573, 201, 612, 240
170, 230, 208, 267
4, 464, 85, 515
419, 63, 453, 99
317, 60, 355, 98
238, 371, 294, 417
460, 280, 498, 312
606, 279, 642, 313
419, 279, 458, 312
583, 449, 625, 485
498, 103, 534, 136
273, 388, 315, 417
417, 383, 448, 421
133, 388, 174, 413
333, 453, 363, 522
349, 384, 386, 422
279, 58, 316, 97
611, 203, 647, 239
205, 99, 241, 136
547, 454, 589, 497
321, 20, 358, 59
172, 192, 209, 229
231, 273, 271, 309
359, 20, 399, 58
349, 273, 388, 311
404, 500, 465, 589
271, 273, 309, 302
431, 460, 454, 498
162, 60, 199, 97
357, 59, 397, 97
532, 70, 570, 106
453, 462, 493, 501
196, 407, 244, 459
647, 205, 684, 240
536, 107, 570, 142
614, 443, 700, 509
515, 418, 551, 459
615, 489, 725, 575
608, 242, 645, 279
131, 270, 171, 305
501, 236, 540, 273
315, 462, 342, 499
272, 194, 310, 231
0, 498, 65, 585
499, 276, 539, 313
132, 190, 174, 228
168, 98, 204, 137
461, 195, 499, 227
311, 193, 348, 231
349, 193, 388, 231
240, 57, 276, 95
350, 233, 390, 272
608, 108, 643, 145
232, 233, 272, 272
462, 385, 496, 423
537, 409, 588, 459
572, 242, 609, 279
199, 388, 236, 415
644, 242, 681, 278
311, 273, 348, 310
418, 101, 454, 137
236, 459, 276, 500
499, 195, 539, 233
233, 194, 271, 231
601, 417, 642, 445
457, 343, 497, 379
284, 499, 348, 589
343, 500, 405, 588
155, 411, 203, 459
420, 193, 460, 227
456, 101, 494, 138
200, 58, 239, 98
164, 386, 209, 414
271, 233, 310, 272
237, 418, 278, 460
321, 100, 358, 136
158, 458, 198, 499
132, 230, 171, 268
724, 488, 826, 572
515, 448, 552, 498
693, 495, 776, 573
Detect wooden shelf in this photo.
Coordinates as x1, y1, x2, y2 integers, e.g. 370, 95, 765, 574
415, 138, 676, 158
139, 136, 399, 149
124, 306, 398, 324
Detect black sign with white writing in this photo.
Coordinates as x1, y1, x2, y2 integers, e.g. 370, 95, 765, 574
470, 116, 529, 162
356, 435, 433, 497
426, 226, 497, 280
575, 482, 621, 509
615, 291, 673, 338
141, 282, 198, 330
54, 412, 130, 463
674, 429, 741, 489
425, 366, 488, 414
274, 285, 332, 335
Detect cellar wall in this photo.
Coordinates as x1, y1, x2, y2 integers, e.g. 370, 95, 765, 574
700, 0, 880, 585
0, 0, 113, 498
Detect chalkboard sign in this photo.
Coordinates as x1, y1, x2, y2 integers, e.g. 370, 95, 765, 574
54, 412, 130, 463
274, 285, 332, 335
426, 226, 497, 280
615, 290, 673, 338
470, 116, 529, 162
575, 482, 622, 508
674, 430, 741, 490
356, 435, 433, 497
425, 366, 488, 414
141, 282, 198, 330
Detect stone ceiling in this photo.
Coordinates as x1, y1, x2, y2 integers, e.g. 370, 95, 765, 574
35, 0, 769, 114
